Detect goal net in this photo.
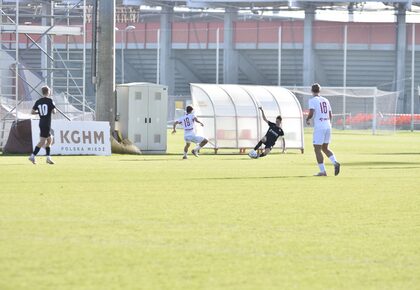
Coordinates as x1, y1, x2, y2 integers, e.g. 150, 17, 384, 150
288, 87, 399, 134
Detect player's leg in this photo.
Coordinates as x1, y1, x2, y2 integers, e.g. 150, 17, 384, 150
322, 143, 340, 176
254, 136, 267, 150
45, 135, 55, 164
183, 142, 191, 159
192, 135, 206, 157
321, 128, 340, 175
198, 138, 209, 150
29, 136, 47, 164
313, 144, 326, 176
313, 129, 327, 176
259, 147, 271, 158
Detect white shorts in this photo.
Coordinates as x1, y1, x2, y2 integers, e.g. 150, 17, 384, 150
184, 133, 204, 144
313, 127, 331, 145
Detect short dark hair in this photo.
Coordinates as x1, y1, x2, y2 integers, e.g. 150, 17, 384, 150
311, 83, 321, 94
276, 115, 282, 122
41, 86, 50, 96
186, 105, 193, 113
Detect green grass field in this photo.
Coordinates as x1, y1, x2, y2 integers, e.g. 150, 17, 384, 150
1, 130, 419, 290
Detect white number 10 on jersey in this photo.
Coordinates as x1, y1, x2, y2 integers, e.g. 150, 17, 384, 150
38, 104, 48, 116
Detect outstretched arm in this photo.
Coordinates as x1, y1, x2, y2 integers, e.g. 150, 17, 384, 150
281, 137, 286, 153
193, 117, 204, 127
259, 107, 268, 123
31, 109, 38, 115
172, 121, 181, 134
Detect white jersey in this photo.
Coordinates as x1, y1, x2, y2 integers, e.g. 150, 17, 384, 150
177, 113, 196, 135
308, 96, 332, 129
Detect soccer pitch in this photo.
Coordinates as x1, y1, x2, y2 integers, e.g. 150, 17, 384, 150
1, 130, 419, 290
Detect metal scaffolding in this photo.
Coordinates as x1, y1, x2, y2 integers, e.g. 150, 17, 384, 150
0, 0, 92, 149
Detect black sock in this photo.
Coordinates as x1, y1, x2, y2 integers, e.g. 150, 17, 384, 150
33, 146, 41, 155
254, 141, 263, 151
46, 147, 50, 156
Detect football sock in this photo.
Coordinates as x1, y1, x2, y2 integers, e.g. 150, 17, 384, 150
318, 163, 326, 172
46, 147, 51, 156
254, 141, 263, 150
33, 146, 41, 156
194, 145, 202, 151
329, 155, 338, 164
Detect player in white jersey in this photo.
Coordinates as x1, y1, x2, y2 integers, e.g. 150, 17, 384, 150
172, 105, 208, 159
306, 83, 340, 176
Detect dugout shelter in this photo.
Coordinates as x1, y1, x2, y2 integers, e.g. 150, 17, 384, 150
190, 83, 304, 153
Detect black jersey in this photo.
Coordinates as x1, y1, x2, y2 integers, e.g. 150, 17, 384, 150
32, 97, 56, 126
264, 121, 284, 144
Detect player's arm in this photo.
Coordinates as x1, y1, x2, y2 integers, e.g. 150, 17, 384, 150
31, 103, 38, 115
193, 117, 204, 127
259, 107, 269, 123
281, 137, 286, 153
306, 109, 314, 125
172, 120, 181, 134
52, 101, 57, 114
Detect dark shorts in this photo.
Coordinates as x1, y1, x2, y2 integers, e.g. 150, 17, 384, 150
263, 139, 276, 149
39, 124, 51, 138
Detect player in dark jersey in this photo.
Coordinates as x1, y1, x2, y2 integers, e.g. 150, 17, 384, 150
28, 85, 56, 164
251, 107, 285, 158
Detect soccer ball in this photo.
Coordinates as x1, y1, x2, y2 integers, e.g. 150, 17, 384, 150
248, 150, 258, 159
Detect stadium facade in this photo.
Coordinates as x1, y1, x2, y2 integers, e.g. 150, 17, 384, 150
1, 0, 420, 114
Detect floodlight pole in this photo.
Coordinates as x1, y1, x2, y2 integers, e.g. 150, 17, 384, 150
373, 88, 377, 135
278, 26, 282, 86
95, 0, 116, 130
411, 23, 415, 132
122, 25, 136, 84
82, 0, 86, 120
156, 28, 160, 84
14, 0, 19, 122
122, 29, 125, 84
343, 25, 348, 130
216, 28, 220, 84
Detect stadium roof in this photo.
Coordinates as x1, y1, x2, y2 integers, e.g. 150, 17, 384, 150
123, 0, 420, 9
2, 0, 419, 6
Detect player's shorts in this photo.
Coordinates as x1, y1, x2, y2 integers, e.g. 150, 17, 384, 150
263, 140, 276, 149
39, 124, 52, 138
184, 132, 204, 144
313, 127, 331, 145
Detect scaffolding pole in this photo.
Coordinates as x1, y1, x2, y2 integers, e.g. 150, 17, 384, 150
411, 23, 415, 132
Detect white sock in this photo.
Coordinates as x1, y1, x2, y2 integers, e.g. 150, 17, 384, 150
194, 145, 202, 151
329, 155, 337, 164
30, 154, 34, 158
318, 163, 326, 172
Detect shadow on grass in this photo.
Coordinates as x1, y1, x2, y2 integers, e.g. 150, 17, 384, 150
119, 158, 183, 162
194, 175, 311, 180
119, 157, 287, 162
345, 161, 420, 166
369, 152, 420, 156
367, 166, 420, 170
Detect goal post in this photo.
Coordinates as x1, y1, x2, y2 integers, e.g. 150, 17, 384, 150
288, 86, 399, 134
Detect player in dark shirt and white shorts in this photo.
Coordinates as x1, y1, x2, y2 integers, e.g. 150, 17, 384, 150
251, 107, 285, 158
28, 85, 56, 164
